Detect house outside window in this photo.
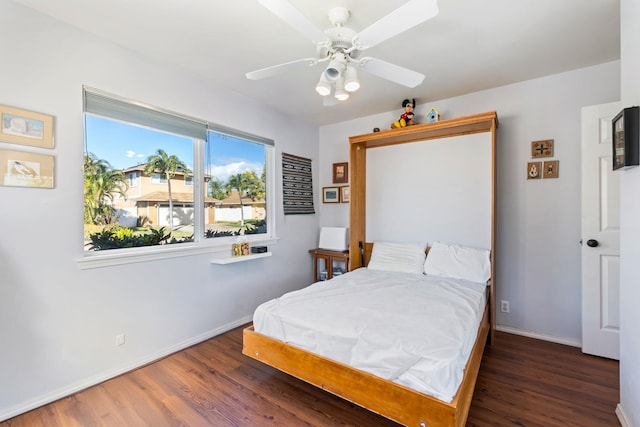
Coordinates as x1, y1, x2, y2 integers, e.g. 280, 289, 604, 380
128, 172, 138, 187
82, 87, 274, 253
150, 174, 168, 184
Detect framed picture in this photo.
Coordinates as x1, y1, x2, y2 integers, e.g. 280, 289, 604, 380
0, 149, 55, 188
612, 106, 639, 170
531, 139, 554, 158
340, 186, 350, 203
322, 186, 340, 203
543, 160, 559, 178
0, 105, 55, 148
527, 161, 541, 179
333, 162, 348, 184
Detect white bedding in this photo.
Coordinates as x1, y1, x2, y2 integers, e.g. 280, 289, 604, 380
253, 268, 487, 403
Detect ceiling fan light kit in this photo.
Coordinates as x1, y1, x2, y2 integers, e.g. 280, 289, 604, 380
344, 65, 360, 92
315, 73, 332, 96
250, 0, 439, 105
334, 77, 349, 101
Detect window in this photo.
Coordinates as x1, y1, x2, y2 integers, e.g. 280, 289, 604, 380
150, 173, 169, 184
128, 172, 138, 187
204, 130, 269, 239
83, 87, 274, 253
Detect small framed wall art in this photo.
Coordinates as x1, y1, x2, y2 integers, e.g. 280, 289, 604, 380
527, 161, 541, 179
612, 106, 639, 170
543, 160, 559, 178
0, 105, 55, 149
332, 162, 348, 184
531, 139, 554, 158
340, 186, 350, 203
0, 149, 55, 188
322, 186, 340, 203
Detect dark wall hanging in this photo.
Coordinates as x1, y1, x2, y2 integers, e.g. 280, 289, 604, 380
282, 152, 315, 215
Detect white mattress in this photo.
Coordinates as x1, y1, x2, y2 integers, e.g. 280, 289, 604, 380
253, 268, 487, 402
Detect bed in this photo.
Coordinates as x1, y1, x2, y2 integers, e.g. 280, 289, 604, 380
243, 112, 498, 427
244, 241, 491, 426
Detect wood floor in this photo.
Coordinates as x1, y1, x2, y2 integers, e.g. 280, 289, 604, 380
2, 327, 619, 427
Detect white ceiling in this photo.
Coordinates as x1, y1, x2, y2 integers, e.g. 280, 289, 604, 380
12, 0, 620, 126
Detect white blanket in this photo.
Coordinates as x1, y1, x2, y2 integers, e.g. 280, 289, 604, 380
253, 268, 487, 402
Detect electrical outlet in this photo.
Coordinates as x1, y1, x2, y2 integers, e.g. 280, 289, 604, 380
116, 334, 125, 347
500, 300, 510, 313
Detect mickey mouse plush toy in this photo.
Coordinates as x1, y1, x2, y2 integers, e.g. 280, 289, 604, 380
391, 98, 416, 129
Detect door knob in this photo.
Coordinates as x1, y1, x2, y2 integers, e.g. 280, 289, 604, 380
586, 239, 599, 247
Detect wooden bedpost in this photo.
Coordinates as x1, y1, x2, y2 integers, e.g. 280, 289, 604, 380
349, 140, 366, 270
489, 117, 497, 344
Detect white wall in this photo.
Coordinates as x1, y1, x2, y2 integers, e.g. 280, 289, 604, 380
0, 1, 319, 420
319, 61, 620, 344
365, 133, 491, 249
619, 0, 640, 425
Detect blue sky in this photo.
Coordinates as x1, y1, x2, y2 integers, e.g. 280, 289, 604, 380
85, 115, 264, 182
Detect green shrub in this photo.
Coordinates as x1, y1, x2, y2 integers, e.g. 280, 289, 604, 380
205, 229, 240, 238
88, 225, 172, 250
244, 219, 267, 235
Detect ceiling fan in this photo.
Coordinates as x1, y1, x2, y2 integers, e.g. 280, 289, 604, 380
246, 0, 439, 105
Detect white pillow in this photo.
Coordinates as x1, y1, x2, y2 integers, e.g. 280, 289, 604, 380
367, 242, 427, 274
424, 242, 491, 283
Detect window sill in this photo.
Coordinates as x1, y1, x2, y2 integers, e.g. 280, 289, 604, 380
77, 236, 279, 270
210, 252, 272, 264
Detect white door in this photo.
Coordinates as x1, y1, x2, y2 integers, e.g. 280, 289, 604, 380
581, 101, 621, 360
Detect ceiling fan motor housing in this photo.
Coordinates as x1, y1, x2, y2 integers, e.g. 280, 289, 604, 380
319, 25, 360, 59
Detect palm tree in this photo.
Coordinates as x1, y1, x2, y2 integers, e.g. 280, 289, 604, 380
144, 149, 190, 231
208, 178, 229, 200
84, 154, 128, 224
226, 170, 265, 227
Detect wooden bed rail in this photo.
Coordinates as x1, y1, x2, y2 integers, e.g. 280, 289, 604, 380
243, 304, 490, 427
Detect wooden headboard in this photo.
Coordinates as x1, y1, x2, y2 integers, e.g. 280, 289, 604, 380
360, 242, 373, 266
348, 111, 498, 340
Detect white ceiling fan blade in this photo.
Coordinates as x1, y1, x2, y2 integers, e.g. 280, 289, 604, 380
246, 58, 318, 80
357, 57, 425, 88
257, 0, 327, 44
353, 0, 439, 50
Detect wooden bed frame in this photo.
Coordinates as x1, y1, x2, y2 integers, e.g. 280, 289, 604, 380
243, 303, 489, 427
243, 112, 498, 427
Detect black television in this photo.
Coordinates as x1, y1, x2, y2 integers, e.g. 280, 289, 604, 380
612, 106, 639, 170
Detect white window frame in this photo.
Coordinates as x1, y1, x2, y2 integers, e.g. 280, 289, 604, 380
150, 173, 168, 184
78, 87, 278, 269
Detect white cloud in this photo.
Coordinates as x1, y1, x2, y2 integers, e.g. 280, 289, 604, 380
126, 150, 146, 159
209, 161, 262, 182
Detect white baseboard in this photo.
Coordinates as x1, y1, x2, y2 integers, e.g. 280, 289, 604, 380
616, 404, 632, 427
0, 315, 253, 423
495, 324, 582, 348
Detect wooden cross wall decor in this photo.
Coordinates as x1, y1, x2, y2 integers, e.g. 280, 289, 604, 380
531, 139, 554, 158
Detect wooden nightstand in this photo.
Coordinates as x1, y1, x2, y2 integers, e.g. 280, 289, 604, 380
308, 248, 349, 282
